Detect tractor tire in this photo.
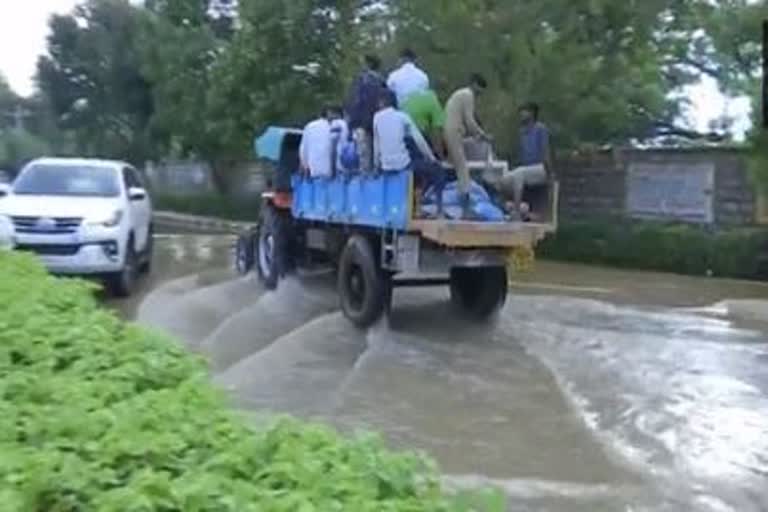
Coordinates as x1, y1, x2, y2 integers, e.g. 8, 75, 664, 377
338, 235, 388, 328
256, 205, 293, 290
235, 231, 255, 275
450, 266, 508, 320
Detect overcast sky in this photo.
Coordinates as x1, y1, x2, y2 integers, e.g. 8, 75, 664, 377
0, 0, 752, 137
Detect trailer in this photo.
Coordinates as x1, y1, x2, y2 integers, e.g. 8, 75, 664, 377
235, 126, 558, 327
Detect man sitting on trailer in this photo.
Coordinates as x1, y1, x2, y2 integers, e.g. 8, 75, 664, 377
328, 105, 349, 175
373, 90, 445, 217
299, 106, 334, 178
499, 102, 552, 220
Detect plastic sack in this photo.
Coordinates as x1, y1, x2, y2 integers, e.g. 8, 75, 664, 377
421, 180, 504, 221
339, 140, 360, 172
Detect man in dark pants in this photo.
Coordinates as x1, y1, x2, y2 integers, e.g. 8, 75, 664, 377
345, 54, 386, 173
405, 136, 445, 217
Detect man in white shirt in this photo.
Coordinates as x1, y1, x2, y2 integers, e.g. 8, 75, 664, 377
373, 90, 445, 216
299, 107, 333, 178
386, 48, 429, 107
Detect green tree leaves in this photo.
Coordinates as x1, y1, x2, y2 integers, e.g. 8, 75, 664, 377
37, 0, 154, 163
31, 0, 767, 168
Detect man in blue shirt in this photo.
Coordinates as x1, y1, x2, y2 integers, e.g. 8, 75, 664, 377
501, 102, 551, 217
345, 55, 386, 173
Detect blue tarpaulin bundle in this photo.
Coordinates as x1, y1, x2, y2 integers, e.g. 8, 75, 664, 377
421, 180, 505, 221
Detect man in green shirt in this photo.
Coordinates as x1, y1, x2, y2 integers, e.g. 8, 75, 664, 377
402, 89, 445, 158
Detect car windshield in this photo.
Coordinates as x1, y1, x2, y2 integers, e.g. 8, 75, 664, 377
12, 164, 120, 197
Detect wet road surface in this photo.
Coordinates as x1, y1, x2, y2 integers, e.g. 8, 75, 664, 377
114, 234, 768, 511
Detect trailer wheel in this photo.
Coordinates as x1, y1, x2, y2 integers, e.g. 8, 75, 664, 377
338, 235, 387, 328
257, 205, 293, 289
235, 231, 255, 275
450, 266, 508, 320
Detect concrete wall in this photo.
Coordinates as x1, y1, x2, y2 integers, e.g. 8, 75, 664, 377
142, 160, 267, 197
556, 147, 759, 227
144, 149, 760, 228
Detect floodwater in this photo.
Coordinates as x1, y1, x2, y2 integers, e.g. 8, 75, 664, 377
116, 234, 768, 512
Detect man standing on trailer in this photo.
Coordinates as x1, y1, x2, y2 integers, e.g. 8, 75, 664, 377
443, 73, 493, 219
387, 48, 430, 107
345, 55, 386, 172
373, 90, 445, 216
402, 88, 446, 158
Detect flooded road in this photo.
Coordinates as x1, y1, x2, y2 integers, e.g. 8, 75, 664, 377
116, 234, 768, 511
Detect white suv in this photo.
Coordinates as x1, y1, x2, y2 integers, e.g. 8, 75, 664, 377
0, 158, 153, 296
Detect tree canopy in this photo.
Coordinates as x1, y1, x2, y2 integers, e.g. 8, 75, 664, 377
30, 0, 767, 171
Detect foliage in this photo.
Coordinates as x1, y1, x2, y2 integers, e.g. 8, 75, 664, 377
0, 250, 504, 511
0, 130, 51, 170
139, 0, 222, 162
0, 74, 20, 129
28, 1, 767, 176
36, 0, 155, 164
538, 219, 768, 279
153, 193, 262, 222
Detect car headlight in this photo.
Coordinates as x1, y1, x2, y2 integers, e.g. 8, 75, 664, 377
86, 210, 124, 228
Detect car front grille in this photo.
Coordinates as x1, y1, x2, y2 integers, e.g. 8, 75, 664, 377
15, 243, 81, 256
11, 216, 83, 234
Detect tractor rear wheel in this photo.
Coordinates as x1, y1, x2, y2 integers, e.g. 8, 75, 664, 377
338, 235, 388, 328
449, 266, 508, 320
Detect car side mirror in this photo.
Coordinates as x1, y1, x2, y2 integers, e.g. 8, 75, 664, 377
0, 184, 10, 198
128, 187, 147, 201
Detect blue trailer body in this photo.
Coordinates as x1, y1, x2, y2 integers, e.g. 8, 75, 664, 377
256, 126, 414, 230
292, 172, 412, 230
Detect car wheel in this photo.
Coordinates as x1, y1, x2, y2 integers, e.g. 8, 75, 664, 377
109, 239, 138, 298
139, 225, 154, 274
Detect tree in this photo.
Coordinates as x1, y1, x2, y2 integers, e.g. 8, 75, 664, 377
30, 0, 767, 184
36, 0, 154, 163
141, 0, 372, 191
0, 74, 24, 133
139, 0, 235, 190
383, 0, 754, 157
0, 130, 51, 170
205, 0, 363, 147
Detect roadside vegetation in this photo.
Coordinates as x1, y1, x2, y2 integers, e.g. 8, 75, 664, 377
539, 220, 768, 280
0, 250, 503, 511
153, 193, 262, 222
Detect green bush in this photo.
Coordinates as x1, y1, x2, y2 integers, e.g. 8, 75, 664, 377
538, 218, 768, 279
0, 251, 502, 511
152, 193, 262, 222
